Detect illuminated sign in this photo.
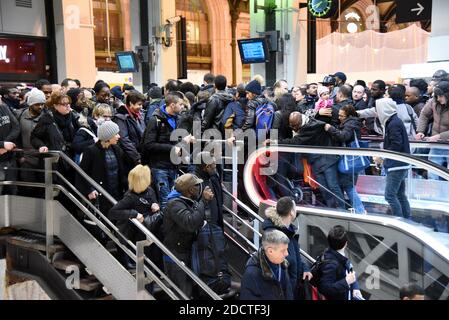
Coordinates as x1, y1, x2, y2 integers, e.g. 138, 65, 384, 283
0, 46, 10, 63
0, 38, 46, 77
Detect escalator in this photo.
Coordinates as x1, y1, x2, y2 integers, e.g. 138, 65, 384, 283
243, 144, 449, 300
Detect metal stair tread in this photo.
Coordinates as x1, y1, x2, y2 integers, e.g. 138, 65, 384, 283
53, 259, 82, 272
7, 236, 66, 253
79, 275, 102, 292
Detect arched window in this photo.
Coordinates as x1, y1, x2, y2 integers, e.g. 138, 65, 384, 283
176, 0, 212, 71
93, 0, 128, 71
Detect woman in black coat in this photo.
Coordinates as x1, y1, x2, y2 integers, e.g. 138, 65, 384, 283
76, 121, 128, 216
109, 164, 162, 269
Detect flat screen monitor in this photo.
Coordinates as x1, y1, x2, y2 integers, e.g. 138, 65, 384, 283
238, 38, 269, 64
115, 51, 139, 73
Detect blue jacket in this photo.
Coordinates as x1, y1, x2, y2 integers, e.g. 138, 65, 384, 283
240, 247, 294, 300
262, 207, 309, 298
317, 248, 360, 300
221, 100, 246, 130
383, 114, 410, 172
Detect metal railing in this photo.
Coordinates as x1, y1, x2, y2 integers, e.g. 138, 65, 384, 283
5, 150, 220, 300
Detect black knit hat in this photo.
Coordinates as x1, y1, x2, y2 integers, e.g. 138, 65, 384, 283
245, 80, 262, 95
434, 81, 449, 97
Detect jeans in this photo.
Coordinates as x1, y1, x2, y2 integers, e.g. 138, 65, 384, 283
315, 164, 345, 209
339, 173, 365, 214
152, 168, 177, 210
428, 148, 449, 180
385, 169, 411, 219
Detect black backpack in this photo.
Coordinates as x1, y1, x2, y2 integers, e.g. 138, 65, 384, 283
309, 253, 343, 288
191, 222, 231, 297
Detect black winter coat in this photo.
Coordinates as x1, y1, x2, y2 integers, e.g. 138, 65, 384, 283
72, 119, 98, 155
76, 142, 127, 213
240, 248, 294, 300
262, 207, 309, 298
0, 104, 20, 162
317, 248, 360, 300
114, 105, 146, 166
162, 196, 205, 255
201, 91, 234, 132
109, 188, 159, 240
141, 107, 178, 169
280, 117, 339, 174
241, 96, 270, 132
196, 169, 224, 229
31, 110, 80, 155
327, 116, 362, 146
383, 114, 411, 171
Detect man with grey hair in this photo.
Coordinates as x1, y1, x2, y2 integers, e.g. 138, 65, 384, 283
240, 229, 294, 300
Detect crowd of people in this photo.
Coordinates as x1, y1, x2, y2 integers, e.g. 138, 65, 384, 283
0, 69, 445, 300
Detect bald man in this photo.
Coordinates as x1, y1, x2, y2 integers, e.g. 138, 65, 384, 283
352, 85, 367, 111
274, 112, 345, 209
405, 86, 425, 117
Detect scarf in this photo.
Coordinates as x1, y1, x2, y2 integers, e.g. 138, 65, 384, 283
124, 105, 142, 120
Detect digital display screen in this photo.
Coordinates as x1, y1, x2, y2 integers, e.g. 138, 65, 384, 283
238, 38, 269, 64
115, 52, 138, 73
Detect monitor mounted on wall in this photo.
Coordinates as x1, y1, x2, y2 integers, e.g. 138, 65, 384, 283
115, 51, 139, 73
238, 38, 269, 64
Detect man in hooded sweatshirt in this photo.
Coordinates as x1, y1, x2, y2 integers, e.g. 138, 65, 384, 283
376, 98, 411, 219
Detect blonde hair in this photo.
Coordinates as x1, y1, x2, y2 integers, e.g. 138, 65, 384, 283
93, 103, 113, 119
128, 165, 152, 194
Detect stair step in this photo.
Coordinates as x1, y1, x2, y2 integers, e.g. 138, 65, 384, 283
79, 275, 102, 292
7, 236, 65, 253
53, 259, 82, 272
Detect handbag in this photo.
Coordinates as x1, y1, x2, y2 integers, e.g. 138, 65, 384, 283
338, 132, 371, 174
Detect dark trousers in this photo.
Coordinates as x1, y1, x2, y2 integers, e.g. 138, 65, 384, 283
315, 164, 345, 209
0, 159, 18, 195
385, 169, 410, 219
164, 251, 192, 298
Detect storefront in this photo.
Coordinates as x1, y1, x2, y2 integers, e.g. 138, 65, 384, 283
0, 35, 49, 82
0, 0, 56, 84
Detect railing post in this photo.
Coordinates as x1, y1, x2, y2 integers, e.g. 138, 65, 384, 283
136, 240, 152, 300
232, 143, 239, 229
44, 157, 55, 261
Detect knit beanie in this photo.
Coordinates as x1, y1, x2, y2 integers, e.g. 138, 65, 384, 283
318, 86, 330, 97
97, 120, 120, 142
26, 88, 46, 106
67, 88, 82, 106
245, 80, 262, 96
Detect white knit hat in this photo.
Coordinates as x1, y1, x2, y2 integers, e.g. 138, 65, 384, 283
97, 121, 120, 142
318, 86, 330, 97
26, 88, 46, 106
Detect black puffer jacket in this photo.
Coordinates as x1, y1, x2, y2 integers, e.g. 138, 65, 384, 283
141, 107, 178, 169
162, 196, 205, 255
109, 187, 159, 240
114, 104, 146, 166
0, 104, 20, 162
202, 91, 234, 132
